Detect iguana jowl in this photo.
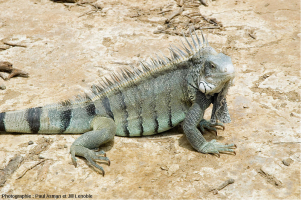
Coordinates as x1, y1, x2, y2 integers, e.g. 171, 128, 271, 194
0, 30, 236, 175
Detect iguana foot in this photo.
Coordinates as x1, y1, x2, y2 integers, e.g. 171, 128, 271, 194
70, 145, 110, 176
199, 139, 236, 156
70, 117, 116, 176
199, 119, 225, 135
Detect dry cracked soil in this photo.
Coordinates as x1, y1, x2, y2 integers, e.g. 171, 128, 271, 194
0, 0, 300, 199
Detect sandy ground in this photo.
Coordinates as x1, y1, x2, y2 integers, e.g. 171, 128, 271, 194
0, 0, 300, 199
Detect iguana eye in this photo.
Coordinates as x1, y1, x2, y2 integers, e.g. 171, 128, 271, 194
211, 63, 215, 68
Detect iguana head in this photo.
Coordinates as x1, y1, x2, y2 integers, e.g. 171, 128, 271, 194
197, 47, 235, 96
181, 31, 235, 123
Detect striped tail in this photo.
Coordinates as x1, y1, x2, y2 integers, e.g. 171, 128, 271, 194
0, 107, 42, 133
0, 102, 96, 134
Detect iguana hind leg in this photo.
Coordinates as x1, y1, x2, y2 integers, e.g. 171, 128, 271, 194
70, 116, 115, 176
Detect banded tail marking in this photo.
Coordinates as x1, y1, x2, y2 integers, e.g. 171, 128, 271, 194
0, 112, 6, 132
26, 107, 42, 133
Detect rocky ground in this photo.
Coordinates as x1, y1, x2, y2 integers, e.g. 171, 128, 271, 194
0, 0, 300, 199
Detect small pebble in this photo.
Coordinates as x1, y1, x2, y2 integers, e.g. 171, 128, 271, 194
0, 84, 6, 90
282, 158, 293, 166
199, 0, 208, 6
28, 141, 34, 145
156, 25, 164, 31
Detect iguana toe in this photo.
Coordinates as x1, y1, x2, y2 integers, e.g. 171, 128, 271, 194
199, 139, 236, 155
84, 153, 106, 176
70, 144, 110, 175
96, 150, 106, 157
70, 150, 78, 167
199, 119, 225, 135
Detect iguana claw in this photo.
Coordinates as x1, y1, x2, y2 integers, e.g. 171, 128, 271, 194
199, 119, 225, 135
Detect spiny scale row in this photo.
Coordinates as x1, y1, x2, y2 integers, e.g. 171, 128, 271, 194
60, 28, 209, 107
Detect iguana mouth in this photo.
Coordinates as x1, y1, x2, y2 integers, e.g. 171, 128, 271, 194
199, 64, 235, 95
198, 81, 215, 94
198, 76, 234, 95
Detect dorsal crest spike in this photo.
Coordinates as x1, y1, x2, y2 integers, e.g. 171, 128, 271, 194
97, 85, 104, 92
159, 51, 171, 62
159, 51, 170, 63
142, 62, 150, 70
205, 35, 209, 46
98, 80, 106, 89
112, 73, 121, 82
150, 57, 158, 66
104, 77, 113, 86
180, 39, 191, 54
168, 47, 177, 60
140, 61, 150, 72
156, 54, 167, 65
189, 27, 198, 50
168, 48, 174, 60
92, 84, 102, 93
120, 69, 128, 79
130, 65, 142, 74
147, 60, 155, 68
155, 54, 165, 65
200, 30, 206, 46
182, 30, 194, 52
124, 68, 134, 77
110, 74, 117, 82
169, 46, 181, 59
171, 44, 187, 57
193, 27, 202, 47
83, 92, 92, 101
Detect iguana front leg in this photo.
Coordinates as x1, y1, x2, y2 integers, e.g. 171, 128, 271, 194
70, 116, 115, 175
183, 103, 236, 156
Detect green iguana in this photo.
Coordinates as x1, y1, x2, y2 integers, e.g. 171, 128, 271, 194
0, 30, 236, 175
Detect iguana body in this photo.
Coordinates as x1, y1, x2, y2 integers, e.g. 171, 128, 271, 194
0, 31, 235, 175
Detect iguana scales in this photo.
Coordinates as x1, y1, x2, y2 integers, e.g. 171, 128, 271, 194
0, 30, 236, 175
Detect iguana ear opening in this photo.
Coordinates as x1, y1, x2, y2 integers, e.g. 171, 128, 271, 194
210, 81, 231, 123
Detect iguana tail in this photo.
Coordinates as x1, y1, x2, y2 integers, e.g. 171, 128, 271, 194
0, 102, 94, 134
0, 107, 44, 133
